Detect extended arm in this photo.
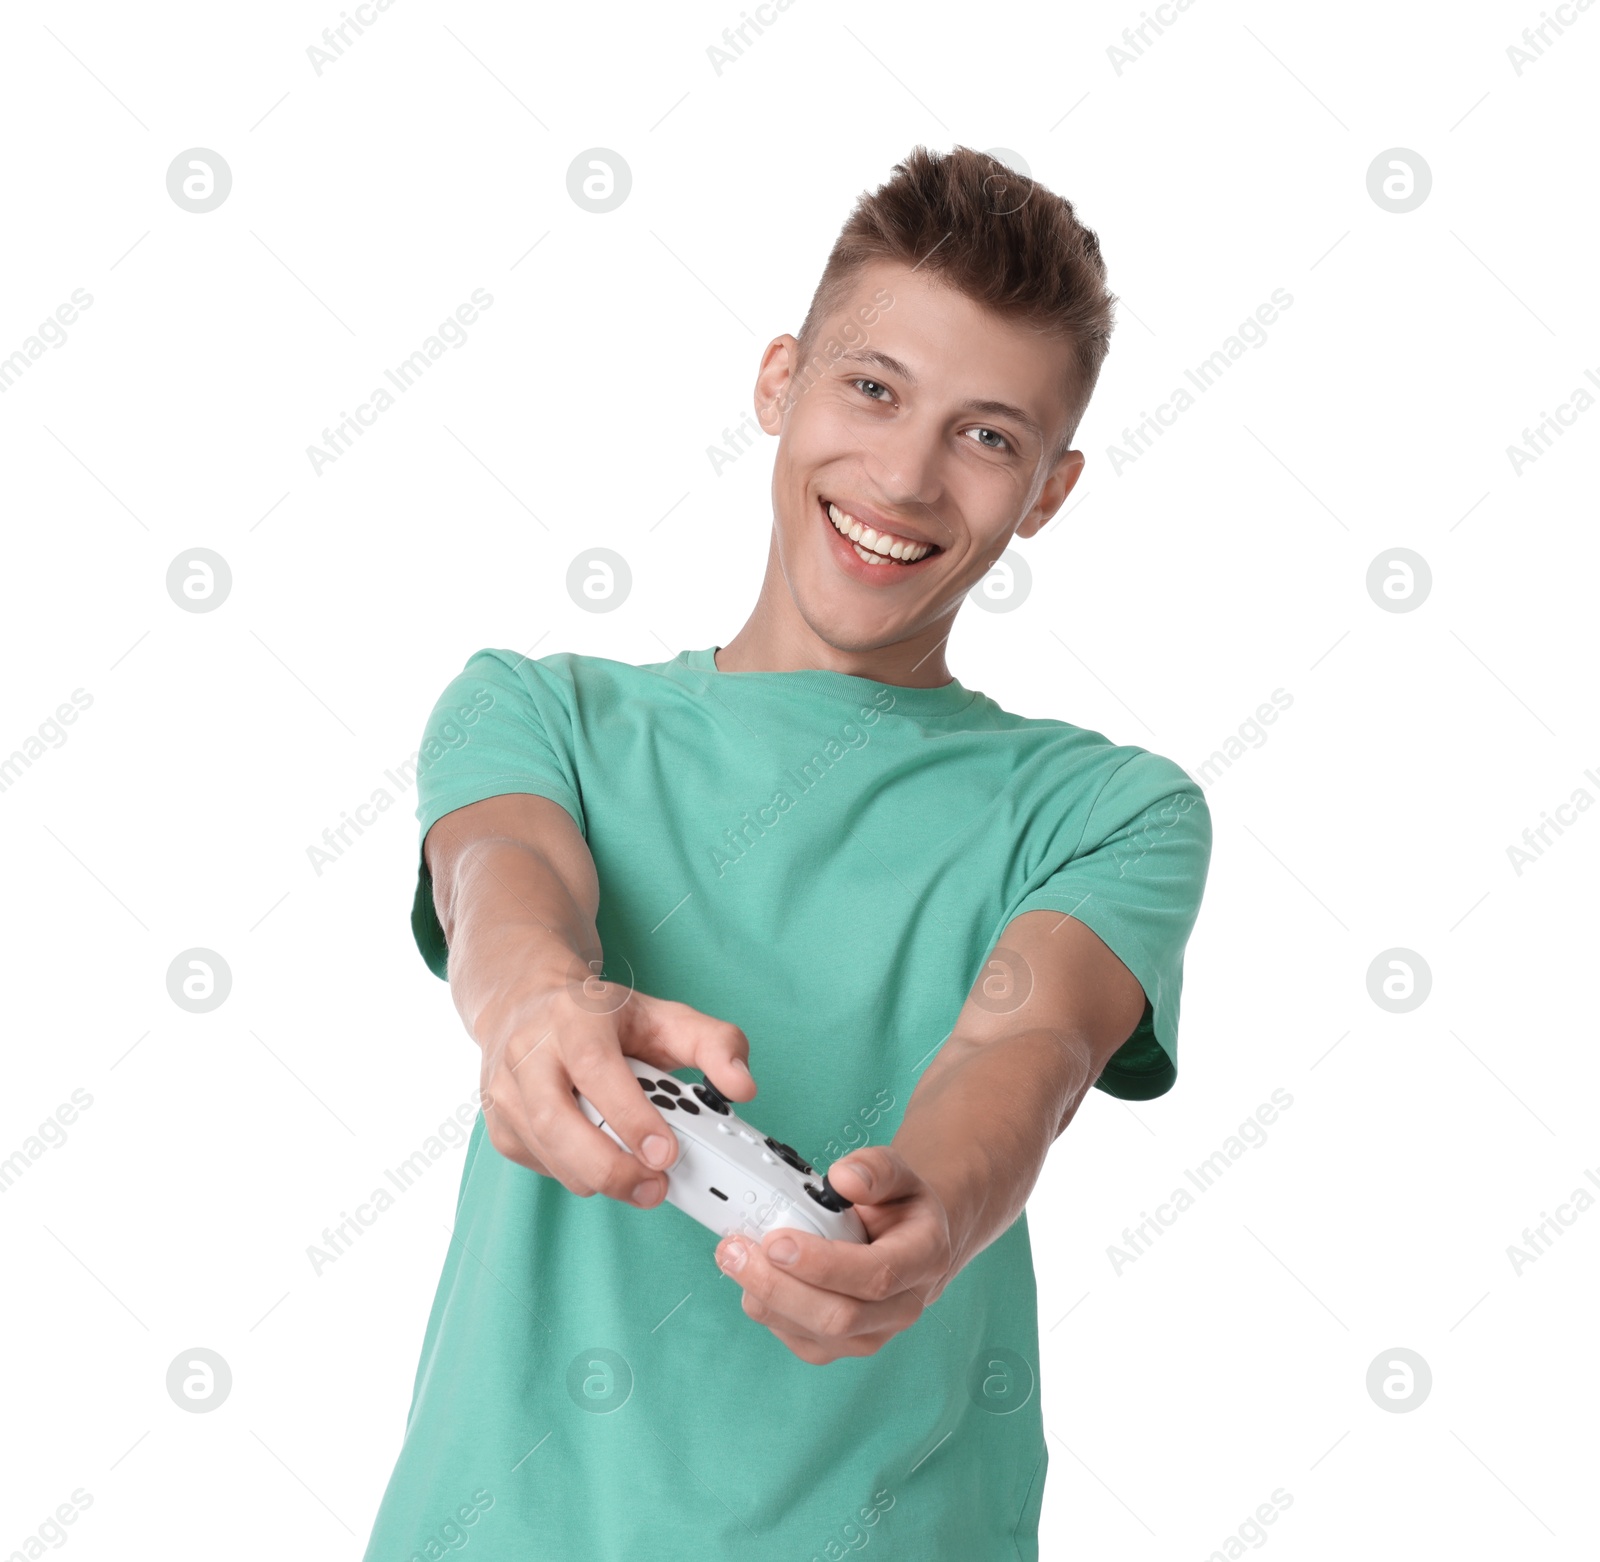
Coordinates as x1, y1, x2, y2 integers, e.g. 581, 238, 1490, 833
713, 909, 1146, 1363
426, 793, 756, 1205
891, 908, 1145, 1279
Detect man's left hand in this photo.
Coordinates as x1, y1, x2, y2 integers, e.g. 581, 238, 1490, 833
713, 1145, 959, 1365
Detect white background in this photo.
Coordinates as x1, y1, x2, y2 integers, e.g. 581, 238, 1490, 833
1, 0, 1595, 1556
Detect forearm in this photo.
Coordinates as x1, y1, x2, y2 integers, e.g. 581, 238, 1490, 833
440, 837, 603, 1041
891, 1028, 1099, 1280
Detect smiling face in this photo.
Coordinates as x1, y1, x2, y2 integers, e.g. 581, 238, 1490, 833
741, 258, 1088, 682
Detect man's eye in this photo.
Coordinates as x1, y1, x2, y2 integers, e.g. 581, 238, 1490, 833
967, 426, 1010, 451
853, 378, 890, 401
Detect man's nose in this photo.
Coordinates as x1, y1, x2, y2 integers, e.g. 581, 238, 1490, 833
853, 417, 946, 536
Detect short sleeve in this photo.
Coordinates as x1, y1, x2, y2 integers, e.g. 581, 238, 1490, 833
1009, 753, 1212, 1100
407, 649, 586, 980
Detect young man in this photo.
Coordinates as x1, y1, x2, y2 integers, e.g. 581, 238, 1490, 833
363, 145, 1212, 1561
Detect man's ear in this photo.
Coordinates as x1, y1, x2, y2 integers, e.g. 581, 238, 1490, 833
1015, 447, 1086, 539
754, 334, 799, 435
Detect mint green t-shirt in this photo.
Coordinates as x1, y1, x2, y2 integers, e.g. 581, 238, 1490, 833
363, 645, 1212, 1562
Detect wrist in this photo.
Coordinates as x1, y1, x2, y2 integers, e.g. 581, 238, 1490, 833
458, 942, 600, 1057
891, 1085, 993, 1278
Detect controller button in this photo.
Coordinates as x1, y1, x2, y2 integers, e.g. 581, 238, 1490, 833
763, 1136, 816, 1176
717, 1122, 733, 1135
737, 1129, 757, 1143
656, 1078, 682, 1096
648, 1094, 676, 1110
637, 1077, 655, 1091
806, 1175, 854, 1213
676, 1098, 700, 1114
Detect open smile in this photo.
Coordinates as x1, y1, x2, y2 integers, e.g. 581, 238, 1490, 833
818, 497, 943, 570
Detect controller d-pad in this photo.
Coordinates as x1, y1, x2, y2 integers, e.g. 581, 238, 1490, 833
656, 1078, 682, 1096
648, 1094, 676, 1110
676, 1098, 700, 1114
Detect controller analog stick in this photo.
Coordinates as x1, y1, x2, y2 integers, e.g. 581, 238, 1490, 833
693, 1080, 732, 1115
806, 1174, 855, 1213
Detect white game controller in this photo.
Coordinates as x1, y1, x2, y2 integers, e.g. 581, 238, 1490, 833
575, 1058, 869, 1245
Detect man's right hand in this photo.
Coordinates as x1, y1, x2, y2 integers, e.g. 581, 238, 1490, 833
476, 976, 756, 1207
424, 793, 757, 1210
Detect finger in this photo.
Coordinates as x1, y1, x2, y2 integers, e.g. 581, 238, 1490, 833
761, 1322, 839, 1366
481, 1080, 554, 1174
717, 1235, 924, 1342
481, 1099, 548, 1175
563, 1036, 686, 1175
762, 1320, 884, 1366
758, 1226, 913, 1304
729, 1248, 925, 1345
510, 1046, 672, 1207
625, 995, 757, 1104
824, 1146, 922, 1209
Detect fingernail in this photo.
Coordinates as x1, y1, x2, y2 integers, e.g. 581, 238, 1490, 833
730, 1057, 751, 1074
841, 1160, 872, 1192
718, 1239, 747, 1272
632, 1180, 662, 1207
642, 1134, 673, 1168
768, 1237, 799, 1265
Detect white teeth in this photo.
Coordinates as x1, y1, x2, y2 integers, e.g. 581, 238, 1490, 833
826, 502, 932, 563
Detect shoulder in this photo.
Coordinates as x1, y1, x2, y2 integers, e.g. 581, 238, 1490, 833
439, 646, 682, 701
977, 694, 1207, 809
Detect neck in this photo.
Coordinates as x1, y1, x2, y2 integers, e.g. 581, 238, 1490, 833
716, 571, 957, 687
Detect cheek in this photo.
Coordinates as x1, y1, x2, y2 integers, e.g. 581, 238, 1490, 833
780, 396, 861, 473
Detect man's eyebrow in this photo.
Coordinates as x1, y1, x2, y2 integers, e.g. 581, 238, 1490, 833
841, 347, 916, 382
837, 348, 1044, 444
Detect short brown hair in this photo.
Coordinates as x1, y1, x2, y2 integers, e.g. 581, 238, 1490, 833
796, 144, 1117, 452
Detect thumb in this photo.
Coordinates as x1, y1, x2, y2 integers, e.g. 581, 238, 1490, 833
826, 1146, 917, 1207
